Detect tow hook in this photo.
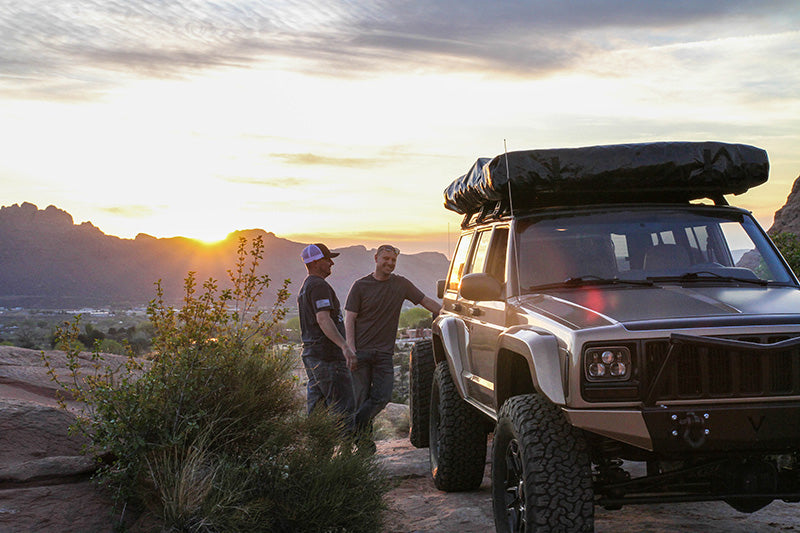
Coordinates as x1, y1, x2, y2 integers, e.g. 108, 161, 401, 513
670, 411, 710, 449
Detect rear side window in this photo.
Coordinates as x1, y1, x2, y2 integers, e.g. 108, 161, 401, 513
487, 227, 509, 282
447, 232, 474, 291
466, 229, 492, 275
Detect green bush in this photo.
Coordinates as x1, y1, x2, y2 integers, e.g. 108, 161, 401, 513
97, 338, 126, 355
773, 232, 800, 275
398, 307, 432, 330
44, 235, 388, 532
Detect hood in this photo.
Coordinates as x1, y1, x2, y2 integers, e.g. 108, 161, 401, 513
520, 285, 800, 331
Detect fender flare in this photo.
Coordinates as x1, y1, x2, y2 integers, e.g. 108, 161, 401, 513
498, 328, 565, 405
432, 315, 469, 400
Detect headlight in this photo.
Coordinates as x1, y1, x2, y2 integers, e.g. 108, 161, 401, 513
585, 346, 631, 381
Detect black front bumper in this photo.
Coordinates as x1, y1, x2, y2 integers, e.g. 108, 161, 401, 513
643, 402, 800, 453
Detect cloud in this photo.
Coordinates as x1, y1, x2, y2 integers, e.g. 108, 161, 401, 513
270, 152, 384, 168
221, 176, 312, 187
2, 0, 798, 99
101, 204, 158, 218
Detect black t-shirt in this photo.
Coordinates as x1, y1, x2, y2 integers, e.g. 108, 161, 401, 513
345, 274, 424, 353
298, 275, 346, 361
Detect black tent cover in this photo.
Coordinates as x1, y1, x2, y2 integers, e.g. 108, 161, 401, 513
443, 141, 769, 215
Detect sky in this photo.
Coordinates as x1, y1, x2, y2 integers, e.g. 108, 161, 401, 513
1, 1, 799, 256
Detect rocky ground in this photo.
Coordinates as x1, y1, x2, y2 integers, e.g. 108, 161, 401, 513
377, 437, 800, 532
0, 346, 136, 532
4, 344, 800, 532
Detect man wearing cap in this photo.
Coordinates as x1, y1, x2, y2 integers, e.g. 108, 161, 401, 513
298, 243, 356, 427
345, 244, 441, 447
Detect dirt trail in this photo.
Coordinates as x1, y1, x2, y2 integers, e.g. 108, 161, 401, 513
377, 438, 800, 533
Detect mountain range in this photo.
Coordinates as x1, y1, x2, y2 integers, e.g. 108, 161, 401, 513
2, 176, 799, 311
0, 202, 450, 310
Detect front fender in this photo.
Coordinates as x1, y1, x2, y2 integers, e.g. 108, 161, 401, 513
499, 328, 565, 405
432, 315, 469, 400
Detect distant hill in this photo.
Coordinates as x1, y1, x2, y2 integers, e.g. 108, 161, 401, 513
0, 203, 449, 310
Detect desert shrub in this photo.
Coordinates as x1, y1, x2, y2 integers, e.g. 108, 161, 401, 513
398, 307, 432, 330
773, 232, 800, 275
44, 235, 387, 532
97, 338, 126, 355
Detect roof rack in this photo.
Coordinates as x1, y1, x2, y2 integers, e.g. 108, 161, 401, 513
459, 195, 730, 229
461, 200, 512, 228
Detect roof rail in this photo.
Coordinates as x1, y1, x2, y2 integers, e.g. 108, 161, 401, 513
461, 201, 511, 228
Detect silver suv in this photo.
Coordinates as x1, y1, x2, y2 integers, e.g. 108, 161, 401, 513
408, 142, 800, 532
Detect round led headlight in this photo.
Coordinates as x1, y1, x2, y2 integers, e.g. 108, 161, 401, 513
588, 363, 606, 378
584, 346, 632, 381
610, 361, 626, 377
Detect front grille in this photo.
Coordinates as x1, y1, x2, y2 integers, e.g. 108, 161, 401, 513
644, 334, 800, 403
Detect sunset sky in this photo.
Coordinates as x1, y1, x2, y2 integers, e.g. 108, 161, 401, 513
1, 1, 798, 255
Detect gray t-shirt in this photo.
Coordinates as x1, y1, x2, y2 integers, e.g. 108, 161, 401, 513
345, 274, 424, 353
298, 275, 346, 361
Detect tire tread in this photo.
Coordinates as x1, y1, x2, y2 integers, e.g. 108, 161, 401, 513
429, 361, 487, 491
492, 394, 594, 532
408, 340, 435, 448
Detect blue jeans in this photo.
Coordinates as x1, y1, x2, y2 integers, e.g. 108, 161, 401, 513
352, 350, 394, 431
302, 355, 355, 431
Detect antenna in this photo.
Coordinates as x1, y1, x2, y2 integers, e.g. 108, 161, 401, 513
504, 139, 521, 299
504, 139, 514, 217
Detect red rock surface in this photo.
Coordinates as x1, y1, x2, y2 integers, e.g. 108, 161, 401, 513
4, 346, 800, 532
377, 437, 800, 533
0, 347, 138, 532
770, 175, 800, 234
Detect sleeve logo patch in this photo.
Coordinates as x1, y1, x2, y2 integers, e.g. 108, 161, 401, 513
314, 298, 331, 309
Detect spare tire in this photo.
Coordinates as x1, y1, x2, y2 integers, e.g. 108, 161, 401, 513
408, 340, 434, 448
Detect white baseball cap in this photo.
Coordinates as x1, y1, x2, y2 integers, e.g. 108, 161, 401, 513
301, 243, 340, 264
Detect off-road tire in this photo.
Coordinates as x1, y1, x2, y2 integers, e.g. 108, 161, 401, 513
429, 360, 487, 491
408, 340, 435, 448
492, 394, 594, 533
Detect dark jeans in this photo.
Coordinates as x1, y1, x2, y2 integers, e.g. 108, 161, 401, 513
302, 355, 355, 431
352, 350, 394, 432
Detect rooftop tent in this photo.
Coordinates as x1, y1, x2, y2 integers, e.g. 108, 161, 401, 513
443, 142, 769, 215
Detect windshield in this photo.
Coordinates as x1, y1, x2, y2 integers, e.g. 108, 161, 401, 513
516, 207, 795, 292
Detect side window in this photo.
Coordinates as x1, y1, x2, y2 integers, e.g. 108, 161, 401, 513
611, 233, 630, 271
652, 231, 677, 245
720, 221, 758, 268
467, 230, 492, 275
486, 227, 509, 282
447, 233, 474, 291
685, 225, 710, 262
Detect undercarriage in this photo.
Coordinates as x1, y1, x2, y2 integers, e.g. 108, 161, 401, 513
592, 445, 800, 513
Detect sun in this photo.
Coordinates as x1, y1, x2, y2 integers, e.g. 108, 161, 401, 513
186, 227, 233, 245
193, 234, 229, 245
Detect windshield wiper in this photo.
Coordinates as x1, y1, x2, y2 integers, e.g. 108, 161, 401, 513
647, 271, 769, 286
527, 275, 653, 292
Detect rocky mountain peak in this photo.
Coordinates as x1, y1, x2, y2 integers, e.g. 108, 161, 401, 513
769, 174, 800, 235
0, 202, 74, 230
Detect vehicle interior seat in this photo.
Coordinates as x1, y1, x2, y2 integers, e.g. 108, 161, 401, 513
643, 243, 691, 270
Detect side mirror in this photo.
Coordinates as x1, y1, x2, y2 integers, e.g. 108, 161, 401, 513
459, 272, 503, 301
437, 279, 446, 299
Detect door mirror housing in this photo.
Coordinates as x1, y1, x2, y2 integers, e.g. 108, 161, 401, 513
459, 273, 503, 301
437, 279, 446, 299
